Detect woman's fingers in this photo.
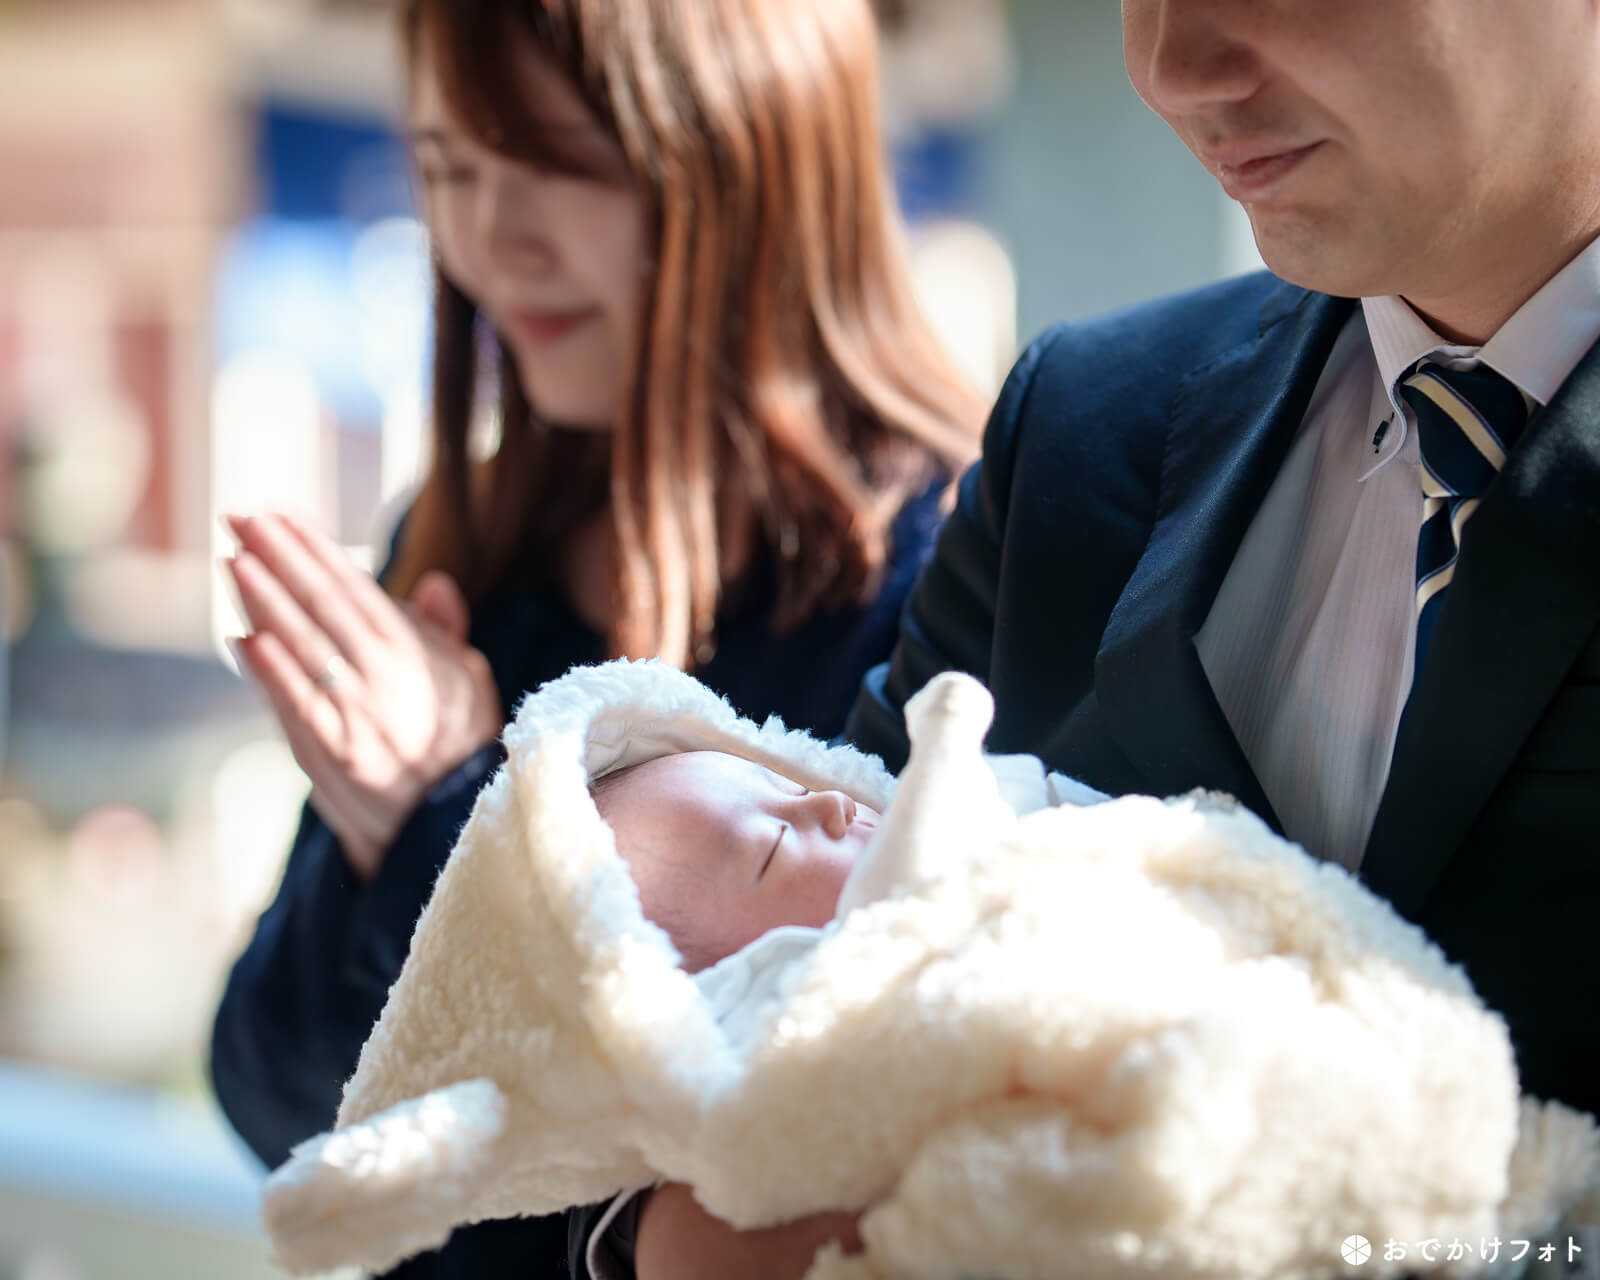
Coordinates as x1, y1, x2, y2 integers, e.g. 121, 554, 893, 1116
221, 515, 497, 881
233, 628, 348, 754
276, 513, 413, 646
233, 630, 402, 882
228, 514, 399, 671
239, 633, 386, 846
408, 570, 472, 644
229, 551, 358, 701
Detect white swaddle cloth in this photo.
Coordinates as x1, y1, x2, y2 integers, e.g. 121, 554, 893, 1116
695, 773, 1103, 1043
697, 673, 1109, 1043
261, 659, 1599, 1280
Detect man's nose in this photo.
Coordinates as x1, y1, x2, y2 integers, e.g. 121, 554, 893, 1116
1127, 0, 1263, 118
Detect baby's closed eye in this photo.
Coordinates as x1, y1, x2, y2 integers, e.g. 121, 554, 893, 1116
759, 824, 786, 879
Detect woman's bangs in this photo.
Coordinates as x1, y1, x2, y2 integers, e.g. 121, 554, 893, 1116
421, 0, 622, 182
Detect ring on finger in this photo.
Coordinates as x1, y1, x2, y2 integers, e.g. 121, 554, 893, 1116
314, 653, 352, 692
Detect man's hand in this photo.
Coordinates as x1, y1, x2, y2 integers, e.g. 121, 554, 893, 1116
635, 1183, 864, 1280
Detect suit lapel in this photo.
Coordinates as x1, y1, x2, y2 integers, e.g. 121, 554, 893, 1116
1362, 336, 1600, 918
1096, 287, 1357, 827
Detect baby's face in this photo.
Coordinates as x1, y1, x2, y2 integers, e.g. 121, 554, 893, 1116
596, 751, 880, 971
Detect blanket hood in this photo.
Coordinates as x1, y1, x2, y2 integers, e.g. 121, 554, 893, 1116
260, 658, 895, 1274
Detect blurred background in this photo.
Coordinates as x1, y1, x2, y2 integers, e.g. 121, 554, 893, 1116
0, 0, 1256, 1275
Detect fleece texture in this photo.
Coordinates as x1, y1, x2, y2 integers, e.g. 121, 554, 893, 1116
261, 660, 1599, 1280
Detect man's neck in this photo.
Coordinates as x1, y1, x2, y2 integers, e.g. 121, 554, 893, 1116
1401, 221, 1600, 346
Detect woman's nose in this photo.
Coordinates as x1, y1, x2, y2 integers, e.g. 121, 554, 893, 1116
477, 162, 555, 271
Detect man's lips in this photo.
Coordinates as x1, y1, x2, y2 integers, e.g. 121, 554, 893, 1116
1205, 140, 1324, 201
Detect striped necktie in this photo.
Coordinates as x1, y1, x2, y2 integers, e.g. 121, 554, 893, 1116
1395, 360, 1533, 671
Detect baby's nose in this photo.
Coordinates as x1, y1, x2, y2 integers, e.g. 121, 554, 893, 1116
815, 789, 856, 839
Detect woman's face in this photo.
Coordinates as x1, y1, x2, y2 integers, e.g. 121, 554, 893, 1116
408, 31, 648, 429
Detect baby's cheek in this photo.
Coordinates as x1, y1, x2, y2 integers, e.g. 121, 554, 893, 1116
786, 850, 855, 928
702, 891, 784, 967
821, 849, 856, 910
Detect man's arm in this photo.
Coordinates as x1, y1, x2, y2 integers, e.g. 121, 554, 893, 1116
844, 331, 1058, 772
634, 1184, 862, 1280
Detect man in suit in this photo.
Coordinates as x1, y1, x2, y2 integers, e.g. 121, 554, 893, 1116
620, 4, 1598, 1274
849, 0, 1600, 1122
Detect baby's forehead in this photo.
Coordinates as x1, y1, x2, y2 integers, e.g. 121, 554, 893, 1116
604, 749, 787, 792
591, 750, 794, 824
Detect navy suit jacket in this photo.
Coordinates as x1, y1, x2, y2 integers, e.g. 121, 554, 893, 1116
848, 271, 1600, 1118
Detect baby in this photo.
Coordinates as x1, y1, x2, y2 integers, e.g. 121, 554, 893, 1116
582, 753, 889, 1279
591, 751, 880, 975
581, 708, 1112, 1280
590, 720, 1110, 1051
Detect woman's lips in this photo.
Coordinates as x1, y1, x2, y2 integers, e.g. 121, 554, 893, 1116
1214, 141, 1324, 201
507, 308, 596, 346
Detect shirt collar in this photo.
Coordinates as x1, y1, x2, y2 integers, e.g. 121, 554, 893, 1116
1362, 230, 1600, 412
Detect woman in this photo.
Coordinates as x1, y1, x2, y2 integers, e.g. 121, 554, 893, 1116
210, 0, 984, 1275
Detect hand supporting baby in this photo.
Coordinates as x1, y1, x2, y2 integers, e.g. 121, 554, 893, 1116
635, 1185, 864, 1280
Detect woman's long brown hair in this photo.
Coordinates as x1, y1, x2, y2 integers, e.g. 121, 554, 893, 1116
389, 0, 985, 667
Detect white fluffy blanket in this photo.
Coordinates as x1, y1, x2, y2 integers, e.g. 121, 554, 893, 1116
262, 660, 1599, 1279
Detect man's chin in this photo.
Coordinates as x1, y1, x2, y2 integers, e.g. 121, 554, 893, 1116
1246, 213, 1369, 295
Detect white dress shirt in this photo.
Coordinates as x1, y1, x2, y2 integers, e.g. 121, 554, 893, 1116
1196, 236, 1600, 870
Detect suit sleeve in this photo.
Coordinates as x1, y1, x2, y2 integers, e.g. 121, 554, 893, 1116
843, 331, 1060, 772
